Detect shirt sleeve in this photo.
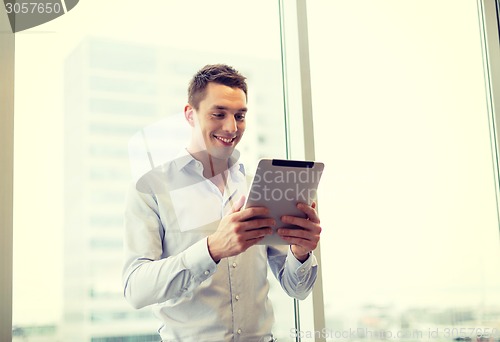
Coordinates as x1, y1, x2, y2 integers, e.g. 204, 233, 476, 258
267, 245, 318, 300
122, 183, 218, 309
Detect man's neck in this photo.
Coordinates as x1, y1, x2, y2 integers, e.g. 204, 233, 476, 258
187, 149, 229, 179
187, 149, 230, 195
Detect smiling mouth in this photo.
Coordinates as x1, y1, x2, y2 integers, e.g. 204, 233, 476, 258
214, 135, 236, 144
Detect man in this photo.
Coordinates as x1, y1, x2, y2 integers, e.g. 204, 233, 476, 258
123, 64, 322, 342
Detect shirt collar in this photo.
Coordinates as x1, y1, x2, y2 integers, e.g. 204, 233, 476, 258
172, 149, 195, 172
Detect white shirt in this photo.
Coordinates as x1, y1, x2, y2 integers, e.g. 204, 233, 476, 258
122, 150, 318, 342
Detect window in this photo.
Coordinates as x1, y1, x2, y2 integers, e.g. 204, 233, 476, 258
12, 1, 292, 340
307, 1, 500, 340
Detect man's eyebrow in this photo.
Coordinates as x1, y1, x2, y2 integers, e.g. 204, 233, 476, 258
212, 105, 248, 113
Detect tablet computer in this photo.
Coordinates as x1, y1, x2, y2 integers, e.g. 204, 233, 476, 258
244, 159, 325, 245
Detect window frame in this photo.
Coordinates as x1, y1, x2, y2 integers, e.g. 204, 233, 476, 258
479, 0, 500, 230
0, 7, 15, 342
279, 0, 326, 340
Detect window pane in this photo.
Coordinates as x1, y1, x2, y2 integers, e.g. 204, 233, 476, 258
13, 1, 293, 340
308, 0, 500, 340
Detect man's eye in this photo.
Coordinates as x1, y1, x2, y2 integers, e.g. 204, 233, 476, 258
212, 113, 224, 118
235, 114, 246, 121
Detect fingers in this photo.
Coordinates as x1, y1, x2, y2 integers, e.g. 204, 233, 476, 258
236, 206, 272, 222
227, 224, 273, 254
244, 227, 273, 240
281, 203, 320, 228
277, 202, 322, 253
228, 205, 275, 233
278, 220, 318, 238
277, 222, 321, 245
297, 202, 320, 224
278, 227, 315, 242
209, 217, 272, 261
230, 216, 275, 236
277, 226, 320, 252
281, 216, 319, 232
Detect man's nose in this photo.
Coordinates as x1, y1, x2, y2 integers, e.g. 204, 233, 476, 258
223, 116, 237, 133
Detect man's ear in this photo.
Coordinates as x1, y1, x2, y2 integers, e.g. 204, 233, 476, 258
184, 104, 195, 127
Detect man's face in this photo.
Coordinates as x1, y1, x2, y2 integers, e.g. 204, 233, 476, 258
186, 82, 247, 161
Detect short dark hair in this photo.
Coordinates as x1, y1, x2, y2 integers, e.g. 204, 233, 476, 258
188, 64, 248, 110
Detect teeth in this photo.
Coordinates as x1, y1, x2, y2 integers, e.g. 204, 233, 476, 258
216, 136, 234, 143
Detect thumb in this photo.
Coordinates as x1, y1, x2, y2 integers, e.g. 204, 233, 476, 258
231, 195, 246, 213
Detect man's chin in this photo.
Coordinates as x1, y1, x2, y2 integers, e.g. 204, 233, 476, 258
208, 147, 235, 161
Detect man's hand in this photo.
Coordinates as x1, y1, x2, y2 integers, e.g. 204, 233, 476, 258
207, 196, 275, 263
277, 202, 322, 262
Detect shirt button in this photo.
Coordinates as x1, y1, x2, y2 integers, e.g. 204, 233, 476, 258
300, 268, 306, 273
235, 295, 240, 301
204, 270, 210, 275
237, 329, 242, 334
232, 262, 237, 268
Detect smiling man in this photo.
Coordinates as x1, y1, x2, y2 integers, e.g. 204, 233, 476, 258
122, 64, 322, 342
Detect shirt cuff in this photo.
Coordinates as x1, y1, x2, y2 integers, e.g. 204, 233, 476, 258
287, 247, 317, 273
183, 237, 218, 282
